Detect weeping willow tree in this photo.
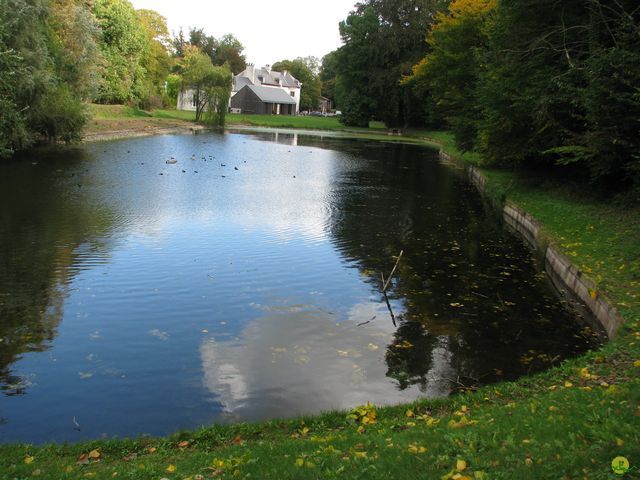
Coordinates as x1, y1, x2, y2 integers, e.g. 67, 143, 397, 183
180, 45, 232, 125
203, 65, 232, 127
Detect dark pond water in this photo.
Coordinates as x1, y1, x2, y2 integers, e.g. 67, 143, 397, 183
0, 130, 600, 443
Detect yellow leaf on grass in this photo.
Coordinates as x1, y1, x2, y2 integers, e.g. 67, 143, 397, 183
407, 443, 427, 454
633, 359, 640, 368
295, 458, 304, 467
24, 456, 34, 465
88, 450, 101, 459
456, 459, 467, 471
406, 409, 414, 417
166, 464, 176, 473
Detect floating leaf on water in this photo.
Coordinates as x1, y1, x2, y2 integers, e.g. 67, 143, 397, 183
149, 329, 169, 341
294, 355, 310, 365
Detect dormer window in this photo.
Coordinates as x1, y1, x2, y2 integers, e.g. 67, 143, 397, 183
257, 76, 263, 83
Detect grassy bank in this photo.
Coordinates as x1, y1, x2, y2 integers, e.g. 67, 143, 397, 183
225, 113, 386, 132
7, 120, 639, 479
86, 106, 387, 136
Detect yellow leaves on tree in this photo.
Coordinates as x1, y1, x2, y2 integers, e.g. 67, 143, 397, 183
437, 0, 497, 27
403, 0, 496, 88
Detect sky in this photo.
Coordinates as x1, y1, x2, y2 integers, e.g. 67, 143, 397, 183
129, 0, 357, 68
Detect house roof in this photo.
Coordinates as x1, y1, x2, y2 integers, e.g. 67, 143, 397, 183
233, 76, 253, 91
234, 66, 302, 90
244, 85, 297, 104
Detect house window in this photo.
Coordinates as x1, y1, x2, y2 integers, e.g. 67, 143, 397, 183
290, 91, 295, 97
257, 76, 263, 83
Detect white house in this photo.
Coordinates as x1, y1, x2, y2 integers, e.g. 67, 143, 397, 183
230, 64, 302, 114
177, 63, 302, 115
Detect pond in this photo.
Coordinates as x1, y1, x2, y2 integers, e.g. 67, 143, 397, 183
0, 130, 601, 444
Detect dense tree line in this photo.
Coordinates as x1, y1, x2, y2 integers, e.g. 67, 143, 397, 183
0, 0, 101, 156
404, 0, 640, 195
327, 0, 639, 196
0, 0, 243, 157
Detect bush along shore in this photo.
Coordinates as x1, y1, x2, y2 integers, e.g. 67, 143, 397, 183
2, 128, 639, 480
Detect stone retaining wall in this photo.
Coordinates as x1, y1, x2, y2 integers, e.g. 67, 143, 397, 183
439, 150, 624, 338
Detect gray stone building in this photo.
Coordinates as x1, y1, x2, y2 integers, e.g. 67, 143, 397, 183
230, 85, 297, 115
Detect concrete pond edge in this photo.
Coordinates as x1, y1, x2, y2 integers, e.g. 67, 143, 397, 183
439, 150, 625, 338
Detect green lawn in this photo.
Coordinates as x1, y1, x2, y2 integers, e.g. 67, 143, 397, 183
89, 104, 197, 122
10, 118, 639, 479
225, 113, 386, 131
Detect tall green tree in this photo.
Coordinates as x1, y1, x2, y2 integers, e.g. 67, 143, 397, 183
0, 0, 52, 153
335, 0, 447, 127
320, 51, 340, 108
186, 28, 246, 74
272, 57, 321, 111
403, 0, 496, 150
138, 8, 172, 100
93, 0, 150, 103
213, 34, 246, 74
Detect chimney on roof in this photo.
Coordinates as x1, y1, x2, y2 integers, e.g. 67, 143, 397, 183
264, 64, 271, 73
246, 63, 255, 84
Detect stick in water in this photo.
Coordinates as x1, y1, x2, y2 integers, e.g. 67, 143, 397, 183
380, 272, 397, 327
382, 250, 403, 292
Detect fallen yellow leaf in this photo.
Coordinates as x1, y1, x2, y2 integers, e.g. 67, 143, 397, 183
166, 464, 176, 473
456, 459, 467, 471
88, 449, 101, 459
24, 456, 34, 465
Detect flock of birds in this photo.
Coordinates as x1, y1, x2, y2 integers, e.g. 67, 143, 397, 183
157, 149, 302, 179
158, 153, 244, 177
